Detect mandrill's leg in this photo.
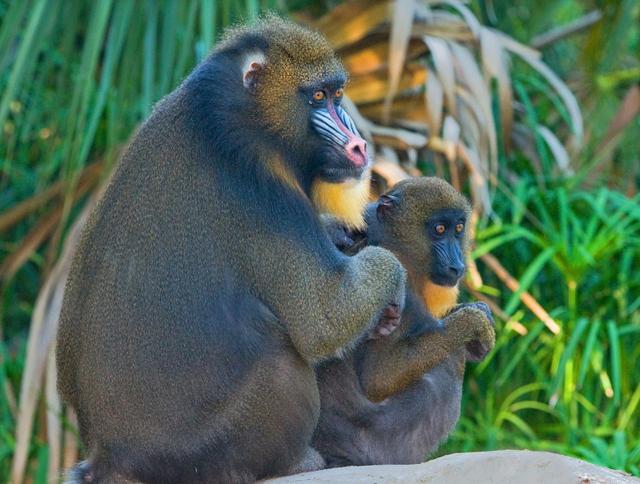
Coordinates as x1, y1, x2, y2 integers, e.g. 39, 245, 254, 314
357, 294, 495, 403
285, 447, 325, 475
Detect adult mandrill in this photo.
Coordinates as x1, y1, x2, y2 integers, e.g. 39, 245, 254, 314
56, 17, 406, 483
314, 177, 496, 467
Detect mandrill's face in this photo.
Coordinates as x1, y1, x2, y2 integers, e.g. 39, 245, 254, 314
254, 61, 369, 184
304, 77, 368, 183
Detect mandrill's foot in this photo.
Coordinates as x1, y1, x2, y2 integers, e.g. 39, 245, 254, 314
286, 447, 325, 476
462, 302, 495, 362
370, 302, 402, 339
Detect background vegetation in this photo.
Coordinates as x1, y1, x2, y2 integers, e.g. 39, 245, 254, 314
0, 0, 638, 482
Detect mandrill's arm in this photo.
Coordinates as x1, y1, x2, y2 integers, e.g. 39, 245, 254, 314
356, 293, 495, 403
245, 211, 407, 365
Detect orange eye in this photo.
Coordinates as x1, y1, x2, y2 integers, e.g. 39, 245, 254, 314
435, 224, 446, 235
335, 88, 344, 98
313, 90, 326, 101
455, 223, 464, 233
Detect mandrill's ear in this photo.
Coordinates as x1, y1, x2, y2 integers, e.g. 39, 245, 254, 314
242, 51, 266, 95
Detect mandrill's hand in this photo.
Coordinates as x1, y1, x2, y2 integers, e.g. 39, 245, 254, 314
443, 302, 495, 362
319, 214, 356, 251
369, 302, 402, 339
319, 214, 369, 256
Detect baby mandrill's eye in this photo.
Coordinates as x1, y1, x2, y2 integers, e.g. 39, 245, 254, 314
435, 224, 446, 235
455, 223, 464, 233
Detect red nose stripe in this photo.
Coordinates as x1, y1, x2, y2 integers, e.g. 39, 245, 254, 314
326, 102, 368, 167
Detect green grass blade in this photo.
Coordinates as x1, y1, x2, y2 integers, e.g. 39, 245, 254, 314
606, 320, 622, 407
0, 0, 48, 139
550, 317, 589, 398
504, 246, 556, 315
78, 1, 134, 168
577, 320, 601, 389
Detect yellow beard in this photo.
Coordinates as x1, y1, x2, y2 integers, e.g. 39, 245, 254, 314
311, 174, 370, 229
422, 282, 459, 318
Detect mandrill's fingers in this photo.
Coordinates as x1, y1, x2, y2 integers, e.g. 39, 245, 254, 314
466, 301, 494, 326
441, 305, 496, 362
370, 303, 402, 339
320, 214, 355, 251
449, 301, 495, 326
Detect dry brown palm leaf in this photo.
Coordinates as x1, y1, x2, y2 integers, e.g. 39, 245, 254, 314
372, 160, 412, 186
383, 0, 416, 121
442, 116, 461, 189
313, 0, 390, 49
480, 27, 513, 149
46, 347, 62, 483
427, 0, 481, 36
413, 11, 475, 41
312, 0, 581, 211
360, 94, 429, 124
424, 67, 444, 135
348, 63, 427, 104
0, 169, 99, 282
423, 36, 457, 116
371, 126, 428, 150
537, 126, 572, 175
0, 161, 102, 233
480, 253, 561, 335
341, 36, 427, 77
10, 196, 98, 484
498, 32, 583, 148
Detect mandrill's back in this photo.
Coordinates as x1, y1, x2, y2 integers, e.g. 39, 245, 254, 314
55, 84, 321, 481
56, 87, 278, 451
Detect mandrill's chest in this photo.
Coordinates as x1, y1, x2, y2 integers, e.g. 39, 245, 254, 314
421, 282, 459, 318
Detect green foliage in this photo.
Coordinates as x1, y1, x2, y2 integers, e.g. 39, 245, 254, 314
480, 0, 640, 184
450, 182, 640, 473
434, 4, 640, 473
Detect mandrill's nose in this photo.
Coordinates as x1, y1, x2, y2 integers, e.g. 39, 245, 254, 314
448, 261, 465, 279
345, 137, 367, 167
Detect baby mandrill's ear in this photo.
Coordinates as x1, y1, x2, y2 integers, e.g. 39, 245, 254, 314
242, 52, 266, 94
376, 194, 398, 220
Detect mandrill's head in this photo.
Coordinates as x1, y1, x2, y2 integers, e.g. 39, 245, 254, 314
215, 16, 370, 228
363, 177, 472, 317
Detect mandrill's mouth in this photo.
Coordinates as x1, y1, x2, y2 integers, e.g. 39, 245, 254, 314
311, 103, 368, 169
429, 272, 463, 288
